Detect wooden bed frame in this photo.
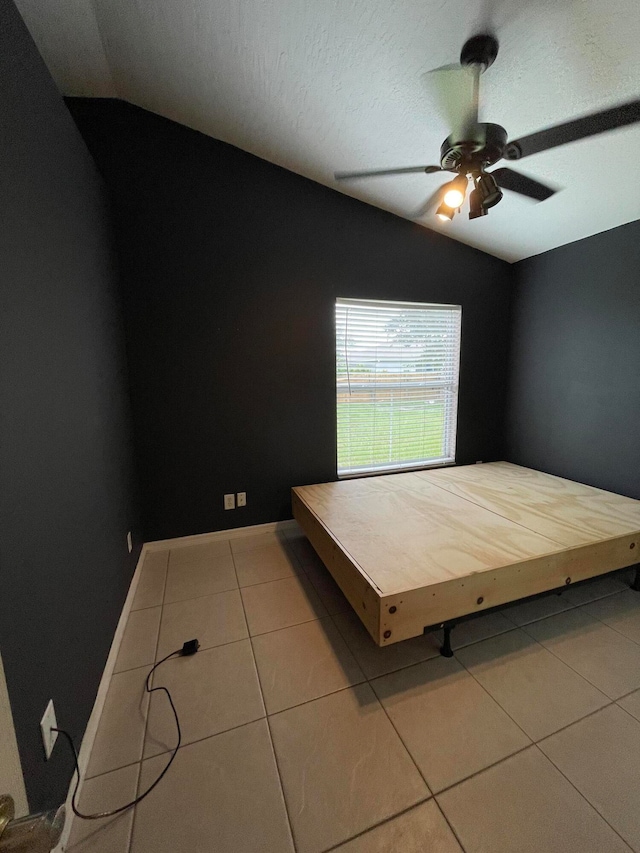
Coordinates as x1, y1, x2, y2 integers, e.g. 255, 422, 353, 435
292, 463, 640, 653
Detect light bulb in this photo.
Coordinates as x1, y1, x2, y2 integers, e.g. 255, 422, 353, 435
436, 202, 455, 222
441, 175, 468, 210
443, 188, 465, 208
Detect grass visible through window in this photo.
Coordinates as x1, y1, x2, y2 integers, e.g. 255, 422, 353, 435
337, 401, 445, 471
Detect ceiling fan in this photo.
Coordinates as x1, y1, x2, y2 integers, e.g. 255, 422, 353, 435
335, 34, 640, 222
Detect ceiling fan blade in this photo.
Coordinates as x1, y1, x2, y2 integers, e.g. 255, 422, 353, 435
411, 183, 448, 219
505, 98, 640, 160
491, 167, 556, 201
422, 65, 483, 144
334, 165, 441, 181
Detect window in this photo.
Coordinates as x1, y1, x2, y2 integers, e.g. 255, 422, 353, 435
336, 298, 462, 477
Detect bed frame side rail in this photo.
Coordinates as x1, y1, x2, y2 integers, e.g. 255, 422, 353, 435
292, 490, 382, 643
379, 534, 640, 647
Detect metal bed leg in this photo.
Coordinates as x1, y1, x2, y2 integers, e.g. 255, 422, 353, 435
441, 623, 455, 658
632, 565, 640, 592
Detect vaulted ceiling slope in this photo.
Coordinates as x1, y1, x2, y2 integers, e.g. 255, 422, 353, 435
15, 0, 640, 261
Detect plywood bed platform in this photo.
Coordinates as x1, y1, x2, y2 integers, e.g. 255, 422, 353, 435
292, 462, 640, 651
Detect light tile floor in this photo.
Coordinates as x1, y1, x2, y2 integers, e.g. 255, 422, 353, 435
67, 527, 640, 853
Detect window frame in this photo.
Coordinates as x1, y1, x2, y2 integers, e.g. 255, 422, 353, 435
335, 297, 462, 479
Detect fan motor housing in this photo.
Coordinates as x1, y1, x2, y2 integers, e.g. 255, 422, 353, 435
460, 34, 499, 71
440, 123, 508, 172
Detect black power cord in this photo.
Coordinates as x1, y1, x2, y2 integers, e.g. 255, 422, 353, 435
54, 638, 200, 820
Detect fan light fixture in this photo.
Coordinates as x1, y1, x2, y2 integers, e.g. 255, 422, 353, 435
473, 172, 502, 209
468, 187, 487, 220
442, 175, 468, 209
436, 202, 455, 221
335, 32, 640, 225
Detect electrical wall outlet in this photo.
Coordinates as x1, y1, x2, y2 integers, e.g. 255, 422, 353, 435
237, 492, 247, 507
40, 699, 58, 760
126, 531, 133, 553
224, 494, 235, 510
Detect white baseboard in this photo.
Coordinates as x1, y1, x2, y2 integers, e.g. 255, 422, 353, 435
0, 652, 28, 817
54, 518, 298, 849
54, 545, 147, 852
144, 518, 298, 551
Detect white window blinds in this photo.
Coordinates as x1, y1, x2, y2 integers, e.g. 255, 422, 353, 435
336, 298, 462, 477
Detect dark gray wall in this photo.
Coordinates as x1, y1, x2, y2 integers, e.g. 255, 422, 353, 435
507, 221, 640, 498
0, 3, 139, 810
68, 98, 515, 541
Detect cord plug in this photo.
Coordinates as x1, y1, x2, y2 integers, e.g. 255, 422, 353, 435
181, 639, 200, 656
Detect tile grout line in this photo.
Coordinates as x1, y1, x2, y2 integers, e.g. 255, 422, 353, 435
152, 582, 240, 608
578, 586, 640, 649
445, 582, 637, 704
433, 742, 536, 800
431, 734, 635, 851
500, 597, 575, 629
103, 578, 639, 781
104, 699, 639, 851
143, 582, 524, 662
495, 577, 630, 630
261, 565, 464, 852
452, 637, 567, 744
139, 582, 249, 614
590, 615, 640, 649
118, 631, 249, 675
614, 700, 640, 725
86, 542, 384, 839
363, 677, 473, 852
431, 738, 639, 853
364, 682, 626, 804
138, 551, 636, 727
248, 607, 322, 638
127, 543, 272, 759
380, 601, 638, 808
614, 685, 640, 704
82, 756, 144, 784
315, 606, 471, 852
328, 602, 639, 812
431, 798, 470, 853
231, 541, 300, 853
128, 714, 268, 762
240, 562, 331, 639
264, 680, 364, 721
125, 640, 575, 765
113, 607, 163, 676
365, 637, 536, 804
248, 612, 326, 639
529, 742, 636, 851
74, 550, 168, 849
124, 549, 339, 764
234, 562, 315, 590
93, 537, 639, 851
130, 602, 167, 614
536, 700, 617, 745
444, 619, 640, 762
319, 797, 433, 853
518, 608, 634, 700
137, 564, 633, 670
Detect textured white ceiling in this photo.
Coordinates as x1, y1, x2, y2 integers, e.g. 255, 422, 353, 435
16, 0, 640, 261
